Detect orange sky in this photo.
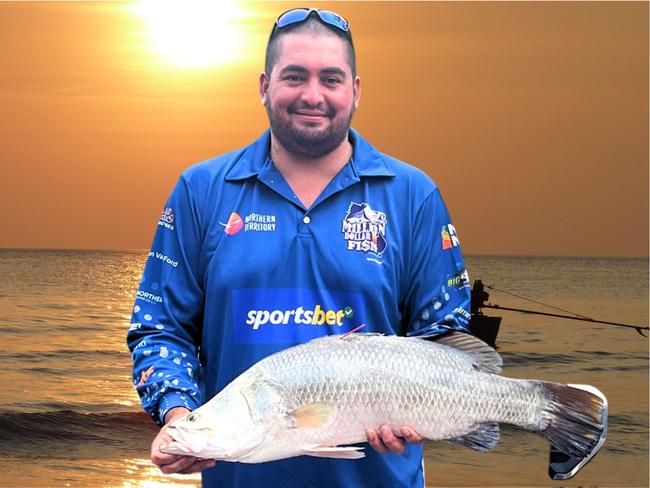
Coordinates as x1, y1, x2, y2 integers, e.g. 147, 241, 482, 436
1, 1, 648, 256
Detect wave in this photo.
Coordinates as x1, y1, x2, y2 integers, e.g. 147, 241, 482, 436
0, 321, 127, 333
0, 349, 126, 362
500, 350, 649, 369
0, 408, 158, 459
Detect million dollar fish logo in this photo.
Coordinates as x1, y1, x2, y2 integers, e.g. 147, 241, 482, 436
341, 202, 387, 256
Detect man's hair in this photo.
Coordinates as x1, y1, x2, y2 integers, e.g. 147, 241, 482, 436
265, 14, 356, 78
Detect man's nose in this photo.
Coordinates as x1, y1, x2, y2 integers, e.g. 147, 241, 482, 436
300, 78, 325, 106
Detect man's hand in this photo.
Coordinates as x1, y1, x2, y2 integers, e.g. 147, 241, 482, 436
365, 425, 423, 454
151, 407, 216, 475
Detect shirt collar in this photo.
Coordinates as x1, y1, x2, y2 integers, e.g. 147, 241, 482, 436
348, 128, 396, 178
225, 128, 396, 182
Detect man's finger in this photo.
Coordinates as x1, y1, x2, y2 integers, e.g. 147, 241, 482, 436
152, 446, 184, 468
379, 425, 405, 454
159, 455, 198, 475
177, 459, 217, 474
365, 428, 388, 453
152, 436, 183, 466
401, 426, 423, 443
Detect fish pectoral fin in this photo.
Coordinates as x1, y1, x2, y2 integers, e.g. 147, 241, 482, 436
288, 403, 334, 429
303, 445, 366, 460
449, 422, 500, 452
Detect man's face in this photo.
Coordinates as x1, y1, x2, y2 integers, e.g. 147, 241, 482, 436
260, 32, 361, 160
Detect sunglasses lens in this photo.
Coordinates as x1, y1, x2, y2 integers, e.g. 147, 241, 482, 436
276, 8, 311, 28
317, 10, 349, 31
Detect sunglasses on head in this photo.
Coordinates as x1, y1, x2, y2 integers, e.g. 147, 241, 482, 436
270, 8, 350, 39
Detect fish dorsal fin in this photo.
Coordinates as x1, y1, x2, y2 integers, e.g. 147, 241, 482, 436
432, 331, 503, 373
288, 402, 334, 429
449, 422, 500, 452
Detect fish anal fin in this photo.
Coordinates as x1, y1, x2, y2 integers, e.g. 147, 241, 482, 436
450, 422, 500, 452
303, 445, 366, 459
288, 403, 334, 429
432, 331, 503, 373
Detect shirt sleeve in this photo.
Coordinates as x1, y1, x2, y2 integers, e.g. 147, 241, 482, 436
126, 174, 205, 425
403, 188, 472, 337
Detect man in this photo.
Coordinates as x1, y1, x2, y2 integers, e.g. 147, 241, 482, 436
128, 8, 472, 487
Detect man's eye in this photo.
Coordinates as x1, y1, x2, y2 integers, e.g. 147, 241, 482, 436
324, 78, 341, 85
285, 75, 304, 82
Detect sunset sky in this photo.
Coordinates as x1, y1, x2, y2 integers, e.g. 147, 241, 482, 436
1, 1, 648, 256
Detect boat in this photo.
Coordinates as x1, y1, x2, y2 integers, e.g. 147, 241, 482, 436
467, 279, 647, 348
468, 280, 501, 347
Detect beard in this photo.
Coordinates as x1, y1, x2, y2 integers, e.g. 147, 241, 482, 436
265, 100, 354, 160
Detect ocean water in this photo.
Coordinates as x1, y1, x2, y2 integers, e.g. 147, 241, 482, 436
0, 250, 647, 487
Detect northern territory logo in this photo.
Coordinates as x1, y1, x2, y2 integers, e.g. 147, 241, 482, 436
441, 224, 460, 250
221, 211, 277, 235
158, 208, 174, 231
221, 212, 243, 235
341, 202, 387, 256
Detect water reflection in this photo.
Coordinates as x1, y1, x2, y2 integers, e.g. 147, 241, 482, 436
122, 458, 201, 487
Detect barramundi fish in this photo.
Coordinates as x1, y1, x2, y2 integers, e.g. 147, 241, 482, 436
161, 332, 607, 479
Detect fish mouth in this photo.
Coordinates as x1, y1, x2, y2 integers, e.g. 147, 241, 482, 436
165, 426, 211, 454
160, 439, 193, 456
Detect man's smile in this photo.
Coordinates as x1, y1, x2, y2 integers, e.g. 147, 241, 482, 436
291, 108, 329, 121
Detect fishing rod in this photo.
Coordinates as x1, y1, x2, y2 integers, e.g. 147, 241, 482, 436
471, 280, 649, 338
482, 303, 648, 337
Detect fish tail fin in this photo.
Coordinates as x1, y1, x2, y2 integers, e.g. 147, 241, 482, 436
537, 382, 607, 478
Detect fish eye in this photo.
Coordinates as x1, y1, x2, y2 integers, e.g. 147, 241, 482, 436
187, 413, 196, 422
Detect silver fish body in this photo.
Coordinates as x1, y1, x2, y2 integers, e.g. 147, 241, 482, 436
162, 333, 607, 476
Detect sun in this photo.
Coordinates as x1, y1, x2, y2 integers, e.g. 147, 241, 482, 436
132, 0, 247, 69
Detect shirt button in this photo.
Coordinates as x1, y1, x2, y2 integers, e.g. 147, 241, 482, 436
302, 216, 311, 224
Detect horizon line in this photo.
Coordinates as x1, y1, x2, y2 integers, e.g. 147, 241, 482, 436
0, 247, 647, 260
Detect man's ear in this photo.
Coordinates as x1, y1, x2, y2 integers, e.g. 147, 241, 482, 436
259, 72, 270, 105
353, 75, 361, 109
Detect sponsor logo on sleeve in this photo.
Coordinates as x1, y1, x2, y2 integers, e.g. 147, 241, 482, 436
232, 288, 365, 344
341, 203, 387, 257
441, 224, 460, 250
447, 269, 470, 289
452, 306, 471, 324
159, 208, 175, 231
149, 251, 179, 268
136, 290, 163, 304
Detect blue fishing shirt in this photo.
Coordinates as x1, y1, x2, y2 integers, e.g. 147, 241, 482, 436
127, 128, 472, 488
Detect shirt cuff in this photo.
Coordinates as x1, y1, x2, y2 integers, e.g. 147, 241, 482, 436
408, 324, 455, 338
158, 391, 200, 425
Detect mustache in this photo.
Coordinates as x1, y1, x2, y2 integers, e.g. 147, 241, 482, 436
287, 102, 335, 118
